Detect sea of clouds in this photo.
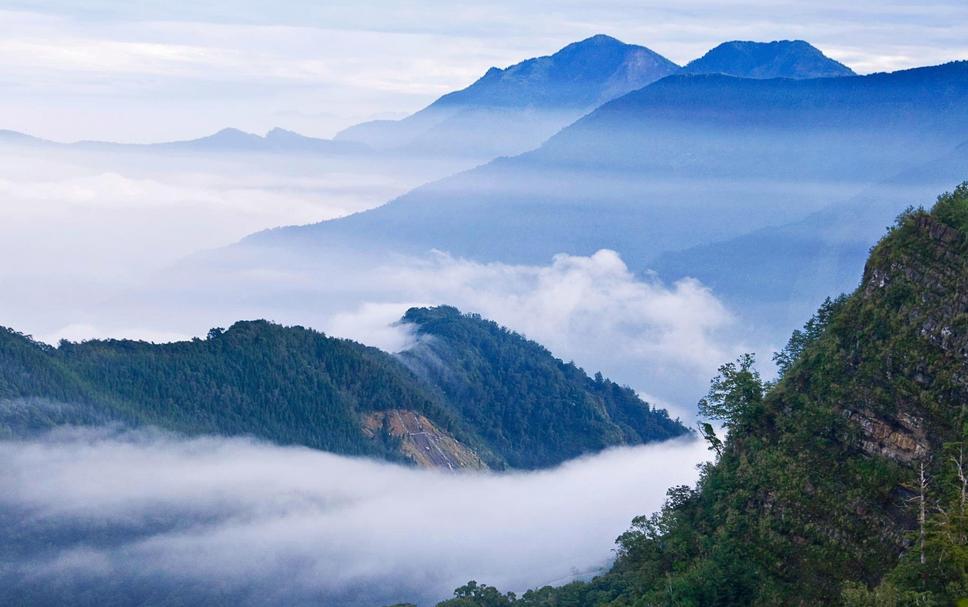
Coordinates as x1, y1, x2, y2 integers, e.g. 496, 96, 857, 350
0, 425, 709, 606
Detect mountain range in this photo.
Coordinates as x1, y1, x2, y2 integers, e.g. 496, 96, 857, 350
244, 59, 968, 346
0, 37, 854, 164
333, 35, 678, 158
0, 306, 687, 470
334, 36, 853, 158
0, 126, 368, 155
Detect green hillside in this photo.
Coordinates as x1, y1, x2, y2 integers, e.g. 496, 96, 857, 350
434, 186, 968, 604
0, 312, 687, 470
401, 306, 686, 469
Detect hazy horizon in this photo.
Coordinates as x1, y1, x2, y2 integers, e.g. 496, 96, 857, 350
1, 1, 966, 142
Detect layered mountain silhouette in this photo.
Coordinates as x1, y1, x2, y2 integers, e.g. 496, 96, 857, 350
0, 127, 367, 154
334, 37, 853, 158
334, 34, 680, 157
243, 60, 968, 346
681, 40, 855, 79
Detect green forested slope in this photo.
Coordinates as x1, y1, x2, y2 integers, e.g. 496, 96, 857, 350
0, 321, 454, 460
400, 306, 686, 469
0, 313, 686, 469
435, 186, 968, 605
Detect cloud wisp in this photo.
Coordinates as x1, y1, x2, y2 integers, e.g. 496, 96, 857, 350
1, 425, 708, 606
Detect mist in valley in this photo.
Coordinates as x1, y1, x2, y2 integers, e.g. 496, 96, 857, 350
0, 424, 709, 606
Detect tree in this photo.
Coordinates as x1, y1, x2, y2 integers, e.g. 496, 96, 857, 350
698, 422, 723, 456
772, 295, 846, 377
697, 353, 765, 430
437, 581, 516, 607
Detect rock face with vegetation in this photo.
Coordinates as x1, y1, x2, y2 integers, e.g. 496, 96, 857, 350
432, 185, 968, 605
0, 308, 687, 471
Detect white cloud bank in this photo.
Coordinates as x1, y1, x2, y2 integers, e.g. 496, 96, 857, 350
338, 250, 741, 377
1, 426, 709, 606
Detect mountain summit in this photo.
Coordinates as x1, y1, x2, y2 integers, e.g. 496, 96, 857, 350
681, 40, 855, 79
429, 34, 679, 110
334, 35, 678, 156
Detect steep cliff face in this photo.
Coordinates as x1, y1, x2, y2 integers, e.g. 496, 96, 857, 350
844, 210, 968, 467
717, 187, 968, 601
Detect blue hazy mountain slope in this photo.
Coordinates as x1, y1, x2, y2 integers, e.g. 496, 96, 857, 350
334, 35, 679, 157
242, 62, 968, 351
649, 140, 968, 341
681, 40, 855, 79
427, 34, 679, 110
88, 127, 368, 154
251, 61, 968, 263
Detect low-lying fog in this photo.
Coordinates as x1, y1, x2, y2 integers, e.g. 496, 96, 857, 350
0, 425, 709, 607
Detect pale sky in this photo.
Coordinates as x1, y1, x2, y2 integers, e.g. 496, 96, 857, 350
1, 0, 966, 142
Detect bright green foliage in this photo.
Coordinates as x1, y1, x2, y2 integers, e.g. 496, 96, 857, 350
1, 320, 452, 460
933, 182, 968, 234
434, 184, 968, 605
841, 581, 935, 606
697, 353, 765, 431
856, 437, 968, 605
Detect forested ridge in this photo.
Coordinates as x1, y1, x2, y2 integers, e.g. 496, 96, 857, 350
430, 186, 968, 605
400, 306, 686, 469
0, 311, 687, 469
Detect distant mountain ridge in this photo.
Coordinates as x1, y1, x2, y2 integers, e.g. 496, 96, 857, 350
0, 307, 687, 470
333, 37, 855, 157
426, 34, 679, 110
334, 35, 680, 157
0, 126, 368, 154
251, 60, 968, 257
681, 40, 855, 79
241, 60, 968, 357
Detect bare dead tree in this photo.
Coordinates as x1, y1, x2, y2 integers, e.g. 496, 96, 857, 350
951, 444, 967, 516
919, 460, 927, 566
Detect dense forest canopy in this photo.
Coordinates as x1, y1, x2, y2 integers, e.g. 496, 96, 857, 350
0, 309, 688, 470
400, 306, 686, 469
